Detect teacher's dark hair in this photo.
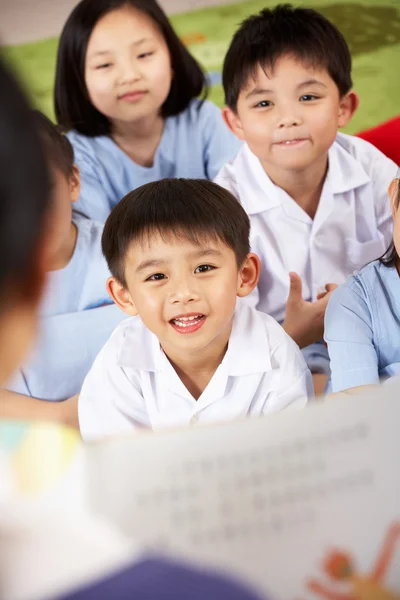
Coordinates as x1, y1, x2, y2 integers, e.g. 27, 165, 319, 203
0, 57, 50, 306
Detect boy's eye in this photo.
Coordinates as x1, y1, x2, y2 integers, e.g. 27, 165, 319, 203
146, 273, 166, 281
254, 100, 272, 108
300, 94, 319, 101
195, 264, 215, 274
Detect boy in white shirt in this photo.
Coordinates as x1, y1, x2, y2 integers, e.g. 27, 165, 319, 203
79, 178, 313, 441
215, 4, 397, 394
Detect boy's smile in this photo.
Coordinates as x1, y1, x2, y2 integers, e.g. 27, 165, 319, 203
169, 313, 207, 334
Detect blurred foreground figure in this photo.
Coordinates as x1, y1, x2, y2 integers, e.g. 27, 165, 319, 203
0, 56, 264, 600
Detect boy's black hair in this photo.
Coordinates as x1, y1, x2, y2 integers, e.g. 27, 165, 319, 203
223, 3, 352, 111
55, 0, 208, 135
0, 58, 50, 302
33, 110, 74, 177
102, 178, 250, 286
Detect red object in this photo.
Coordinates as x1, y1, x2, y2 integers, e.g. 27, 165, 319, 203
357, 115, 400, 165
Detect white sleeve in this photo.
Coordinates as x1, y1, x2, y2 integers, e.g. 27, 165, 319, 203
265, 320, 313, 411
79, 341, 151, 442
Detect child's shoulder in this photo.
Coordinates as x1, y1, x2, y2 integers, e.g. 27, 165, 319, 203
179, 97, 220, 122
99, 315, 156, 371
235, 302, 297, 350
66, 129, 118, 167
334, 132, 396, 174
341, 259, 394, 299
170, 98, 225, 135
72, 214, 104, 255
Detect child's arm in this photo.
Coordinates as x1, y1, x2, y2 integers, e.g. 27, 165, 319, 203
324, 280, 379, 394
0, 389, 79, 430
282, 272, 338, 349
370, 522, 400, 582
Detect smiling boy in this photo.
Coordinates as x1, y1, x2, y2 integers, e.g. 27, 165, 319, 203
215, 4, 397, 394
78, 178, 312, 441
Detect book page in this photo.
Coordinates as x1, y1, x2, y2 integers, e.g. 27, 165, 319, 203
87, 388, 400, 599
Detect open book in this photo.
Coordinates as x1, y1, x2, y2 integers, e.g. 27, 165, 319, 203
1, 387, 400, 599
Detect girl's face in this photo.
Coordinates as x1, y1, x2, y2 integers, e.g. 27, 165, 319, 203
390, 173, 400, 261
85, 4, 173, 129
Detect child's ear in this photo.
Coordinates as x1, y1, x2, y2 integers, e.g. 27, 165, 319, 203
69, 164, 81, 203
236, 253, 260, 298
222, 106, 245, 141
107, 276, 138, 316
389, 178, 400, 219
338, 91, 359, 128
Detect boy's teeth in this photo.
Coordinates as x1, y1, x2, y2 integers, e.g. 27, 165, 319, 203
172, 315, 203, 327
176, 315, 200, 321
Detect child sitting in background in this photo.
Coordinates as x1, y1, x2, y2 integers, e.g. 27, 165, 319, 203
325, 169, 400, 394
79, 178, 312, 442
2, 112, 127, 423
55, 0, 241, 223
214, 4, 397, 394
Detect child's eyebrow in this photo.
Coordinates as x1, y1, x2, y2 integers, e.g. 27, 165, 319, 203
132, 37, 153, 47
297, 79, 327, 89
89, 38, 154, 58
245, 78, 327, 100
245, 87, 273, 100
90, 50, 113, 57
188, 249, 223, 259
136, 258, 166, 273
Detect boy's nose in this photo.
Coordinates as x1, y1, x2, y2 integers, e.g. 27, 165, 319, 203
277, 114, 302, 128
169, 281, 200, 305
276, 106, 302, 128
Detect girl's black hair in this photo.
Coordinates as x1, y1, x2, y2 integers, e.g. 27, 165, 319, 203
0, 57, 50, 304
55, 0, 208, 136
380, 175, 400, 269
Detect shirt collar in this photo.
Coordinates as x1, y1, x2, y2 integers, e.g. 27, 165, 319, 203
221, 302, 271, 376
327, 133, 371, 194
118, 317, 163, 372
117, 304, 272, 377
234, 134, 372, 216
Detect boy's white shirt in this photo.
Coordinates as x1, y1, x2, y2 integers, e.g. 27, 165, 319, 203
214, 133, 397, 322
79, 303, 312, 442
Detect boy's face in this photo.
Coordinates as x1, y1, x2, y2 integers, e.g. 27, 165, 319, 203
223, 55, 357, 176
108, 233, 259, 362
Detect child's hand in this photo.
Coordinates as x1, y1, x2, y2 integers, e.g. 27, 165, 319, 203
282, 272, 338, 349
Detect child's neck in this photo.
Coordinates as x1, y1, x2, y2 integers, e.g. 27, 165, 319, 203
111, 113, 165, 168
263, 154, 329, 220
163, 329, 231, 401
47, 222, 78, 272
